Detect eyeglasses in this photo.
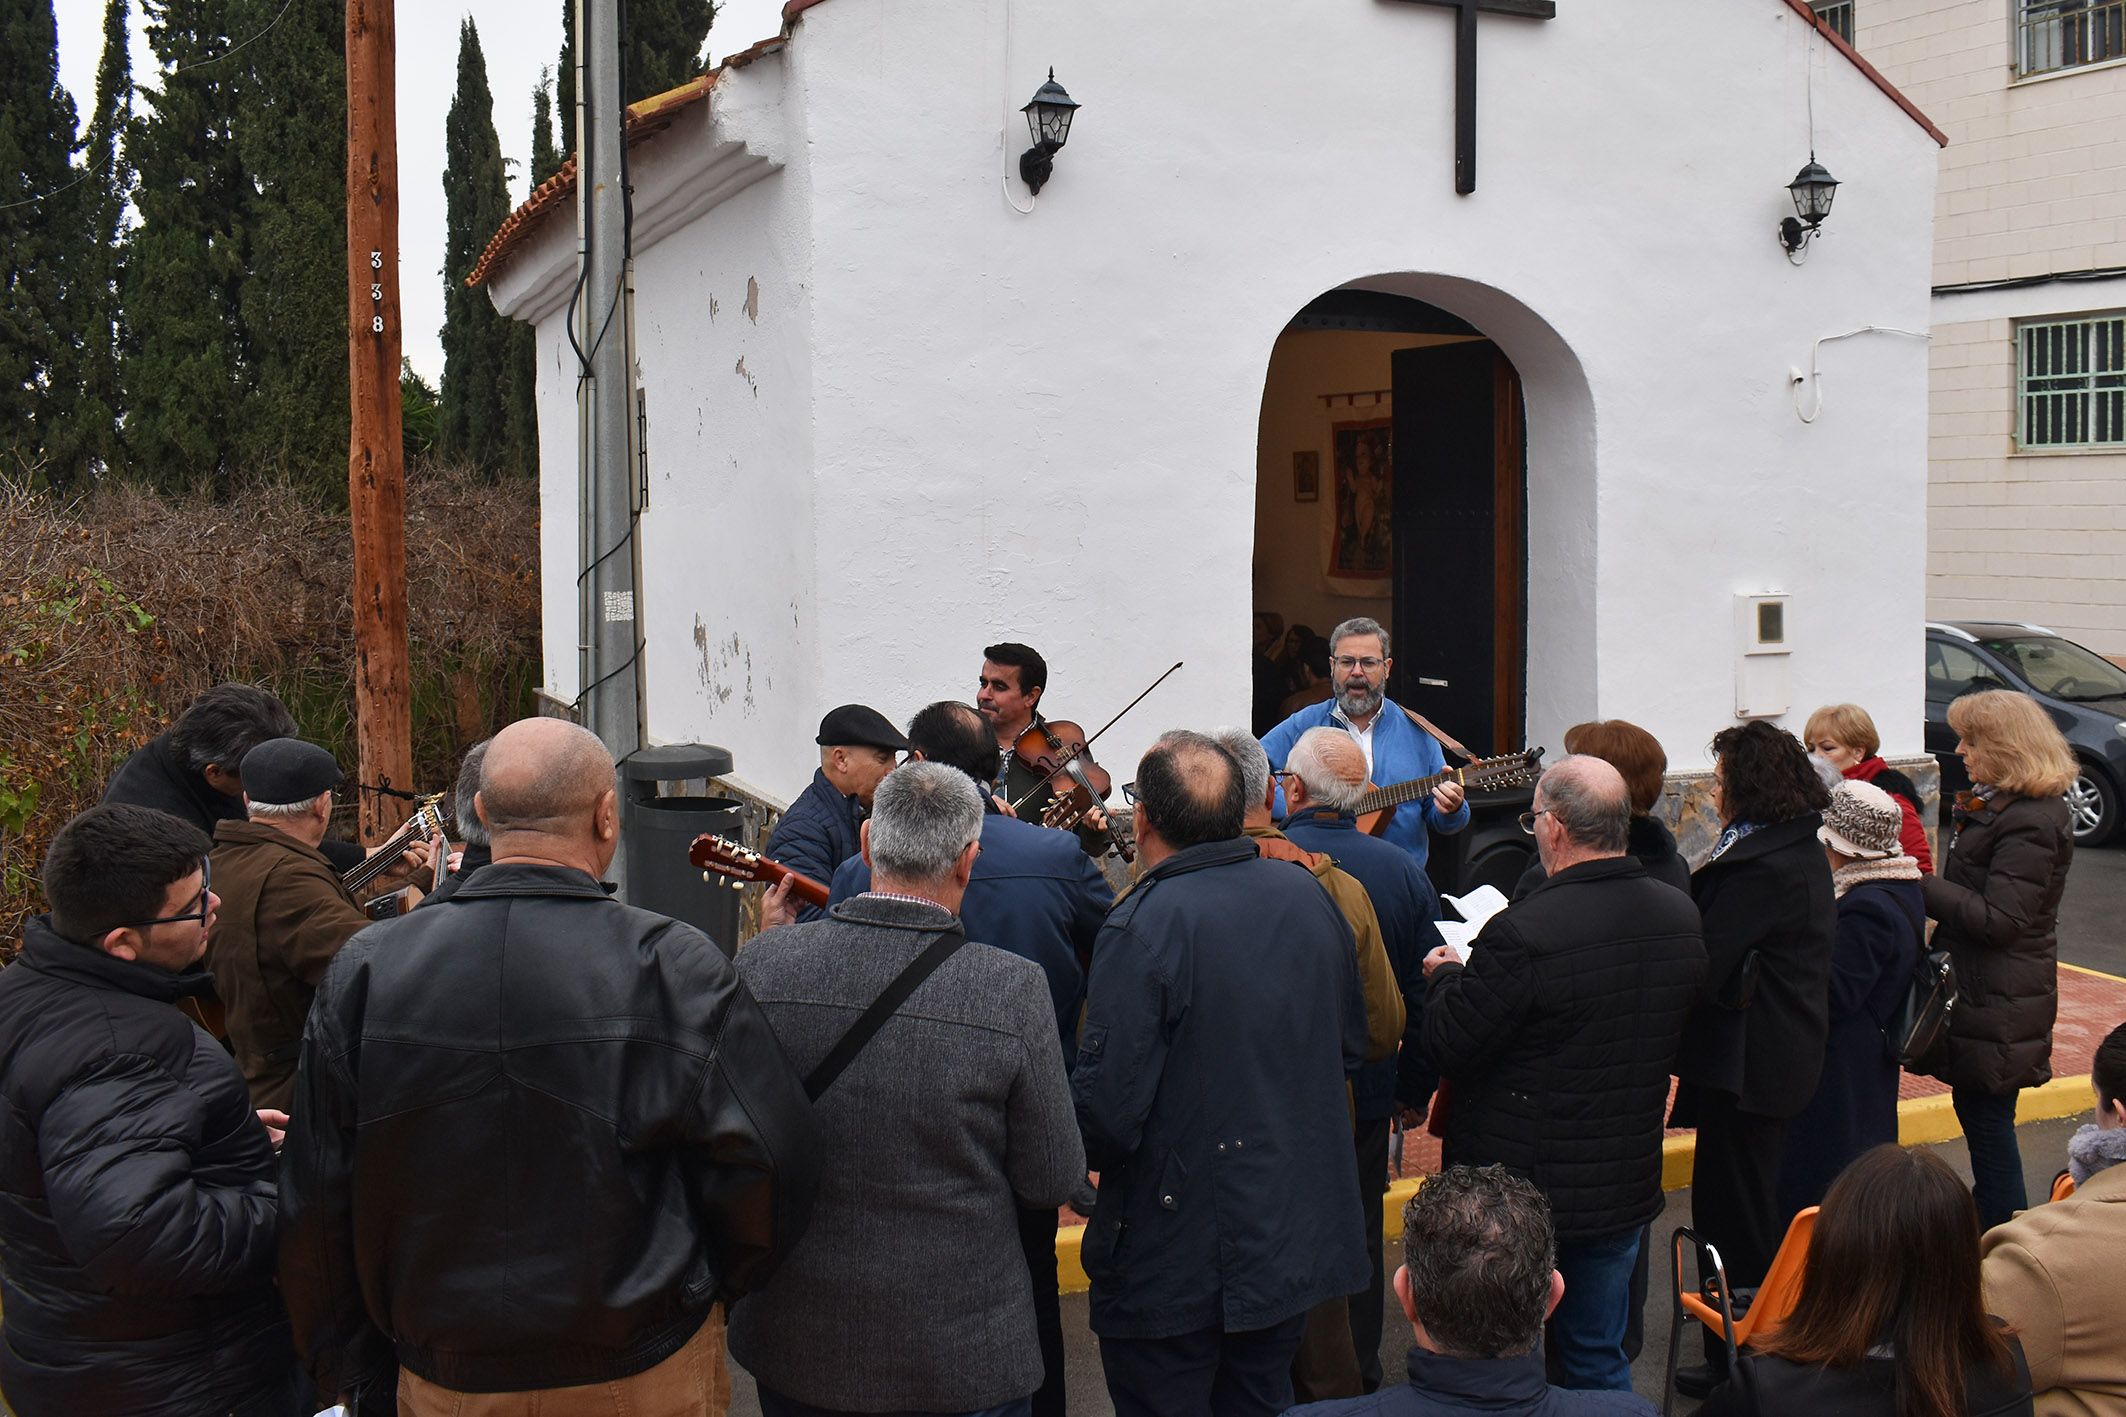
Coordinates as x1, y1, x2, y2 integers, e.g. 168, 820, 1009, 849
1330, 656, 1386, 673
1517, 809, 1553, 835
108, 860, 213, 933
1121, 781, 1140, 806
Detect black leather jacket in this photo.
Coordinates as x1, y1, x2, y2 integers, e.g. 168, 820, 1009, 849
278, 863, 824, 1399
0, 918, 302, 1417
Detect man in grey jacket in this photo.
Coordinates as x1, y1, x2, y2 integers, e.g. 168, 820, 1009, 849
731, 761, 1087, 1417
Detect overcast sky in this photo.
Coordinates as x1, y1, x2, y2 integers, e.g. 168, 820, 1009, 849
52, 0, 789, 384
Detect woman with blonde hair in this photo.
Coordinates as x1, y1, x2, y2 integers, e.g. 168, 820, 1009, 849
1916, 690, 2077, 1229
1804, 702, 1935, 873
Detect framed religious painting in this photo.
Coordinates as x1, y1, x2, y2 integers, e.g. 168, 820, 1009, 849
1292, 450, 1320, 503
1329, 419, 1392, 580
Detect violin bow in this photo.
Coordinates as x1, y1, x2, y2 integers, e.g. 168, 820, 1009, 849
1007, 661, 1185, 817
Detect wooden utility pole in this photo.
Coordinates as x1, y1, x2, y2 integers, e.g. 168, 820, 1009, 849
345, 0, 413, 846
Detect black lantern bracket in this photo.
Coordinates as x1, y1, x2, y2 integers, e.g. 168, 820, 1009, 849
1018, 68, 1080, 197
1780, 157, 1840, 262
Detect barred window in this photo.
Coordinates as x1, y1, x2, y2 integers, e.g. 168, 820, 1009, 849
1810, 1, 1855, 42
2018, 315, 2126, 450
2017, 0, 2125, 77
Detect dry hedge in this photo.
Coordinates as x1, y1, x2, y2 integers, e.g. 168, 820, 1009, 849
1, 466, 542, 949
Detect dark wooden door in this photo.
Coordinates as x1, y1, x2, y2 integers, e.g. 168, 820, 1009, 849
1390, 343, 1525, 757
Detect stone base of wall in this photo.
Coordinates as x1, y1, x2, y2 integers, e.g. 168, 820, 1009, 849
1653, 754, 1941, 866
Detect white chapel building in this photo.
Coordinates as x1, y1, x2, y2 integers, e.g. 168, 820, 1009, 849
471, 0, 1945, 816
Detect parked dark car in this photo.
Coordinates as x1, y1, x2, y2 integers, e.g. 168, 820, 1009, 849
1925, 620, 2126, 846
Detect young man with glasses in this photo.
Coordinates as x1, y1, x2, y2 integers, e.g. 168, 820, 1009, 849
0, 804, 313, 1417
1260, 617, 1470, 873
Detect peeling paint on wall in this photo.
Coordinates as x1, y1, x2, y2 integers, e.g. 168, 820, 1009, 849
735, 356, 757, 397
693, 617, 758, 716
744, 276, 760, 323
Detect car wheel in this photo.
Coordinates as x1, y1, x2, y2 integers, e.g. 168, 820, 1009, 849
2065, 764, 2120, 846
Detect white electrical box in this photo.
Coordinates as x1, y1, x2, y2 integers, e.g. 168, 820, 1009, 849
1735, 593, 1790, 719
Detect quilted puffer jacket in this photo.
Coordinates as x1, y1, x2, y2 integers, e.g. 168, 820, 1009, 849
0, 916, 303, 1417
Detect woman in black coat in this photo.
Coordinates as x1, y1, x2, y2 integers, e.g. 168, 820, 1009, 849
1670, 722, 1837, 1394
1701, 1145, 2032, 1417
1917, 690, 2076, 1230
1775, 780, 1925, 1220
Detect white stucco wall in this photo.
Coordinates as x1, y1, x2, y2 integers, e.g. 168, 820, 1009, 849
494, 0, 1940, 801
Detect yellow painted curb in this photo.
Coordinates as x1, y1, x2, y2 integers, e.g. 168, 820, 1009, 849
1060, 1077, 2097, 1292
1059, 1224, 1087, 1295
1658, 1073, 2095, 1190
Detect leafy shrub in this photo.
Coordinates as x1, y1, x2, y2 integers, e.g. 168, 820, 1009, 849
0, 465, 541, 952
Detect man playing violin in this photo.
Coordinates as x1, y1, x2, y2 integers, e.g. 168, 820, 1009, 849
1260, 617, 1469, 873
978, 642, 1114, 858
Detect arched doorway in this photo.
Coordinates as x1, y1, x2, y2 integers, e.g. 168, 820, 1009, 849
1251, 276, 1598, 893
1250, 287, 1527, 757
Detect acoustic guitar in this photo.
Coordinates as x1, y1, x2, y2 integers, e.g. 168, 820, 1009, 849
339, 793, 452, 897
688, 835, 831, 909
1352, 748, 1546, 837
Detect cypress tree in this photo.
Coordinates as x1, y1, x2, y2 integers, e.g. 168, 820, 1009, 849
439, 17, 531, 477
0, 0, 82, 482
70, 0, 134, 481
123, 0, 249, 492
557, 0, 573, 157
234, 0, 347, 495
557, 0, 713, 157
530, 66, 561, 188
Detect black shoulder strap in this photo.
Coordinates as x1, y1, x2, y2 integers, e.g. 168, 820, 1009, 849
804, 923, 967, 1102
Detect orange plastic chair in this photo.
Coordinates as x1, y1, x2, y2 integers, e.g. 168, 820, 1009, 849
1663, 1207, 1818, 1417
2049, 1171, 2077, 1203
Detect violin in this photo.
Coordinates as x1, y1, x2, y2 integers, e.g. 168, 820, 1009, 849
1012, 719, 1119, 850
1000, 662, 1187, 865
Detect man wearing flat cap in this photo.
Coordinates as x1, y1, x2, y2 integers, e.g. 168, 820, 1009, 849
764, 705, 907, 922
206, 739, 435, 1108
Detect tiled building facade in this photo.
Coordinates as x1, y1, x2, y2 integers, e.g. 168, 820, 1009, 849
1838, 0, 2126, 654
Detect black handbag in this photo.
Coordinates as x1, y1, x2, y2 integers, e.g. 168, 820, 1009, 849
1882, 893, 1955, 1068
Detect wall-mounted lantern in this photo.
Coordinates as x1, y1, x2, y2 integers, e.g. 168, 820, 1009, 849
1779, 159, 1840, 255
1018, 69, 1080, 196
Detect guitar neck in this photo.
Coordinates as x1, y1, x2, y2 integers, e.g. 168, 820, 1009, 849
758, 859, 830, 909
1354, 770, 1448, 816
341, 806, 441, 895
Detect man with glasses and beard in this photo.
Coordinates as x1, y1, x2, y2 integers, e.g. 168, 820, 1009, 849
0, 805, 311, 1417
1261, 617, 1469, 873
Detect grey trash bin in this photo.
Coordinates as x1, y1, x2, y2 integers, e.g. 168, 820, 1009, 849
620, 743, 744, 955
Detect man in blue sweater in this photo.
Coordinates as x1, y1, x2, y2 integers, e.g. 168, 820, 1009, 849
1287, 1166, 1654, 1417
1259, 618, 1468, 873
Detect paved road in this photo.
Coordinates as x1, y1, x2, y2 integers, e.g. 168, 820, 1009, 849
2058, 838, 2126, 979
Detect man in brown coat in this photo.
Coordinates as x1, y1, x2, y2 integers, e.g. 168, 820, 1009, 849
206, 739, 431, 1108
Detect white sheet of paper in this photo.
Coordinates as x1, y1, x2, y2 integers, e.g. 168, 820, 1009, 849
1433, 919, 1478, 962
1442, 883, 1509, 929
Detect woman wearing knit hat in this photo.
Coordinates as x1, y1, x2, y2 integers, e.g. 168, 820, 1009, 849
1774, 779, 1926, 1219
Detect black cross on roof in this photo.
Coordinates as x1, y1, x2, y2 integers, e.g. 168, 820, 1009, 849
1389, 0, 1557, 194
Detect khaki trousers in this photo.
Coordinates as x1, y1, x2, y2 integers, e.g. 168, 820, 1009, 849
397, 1308, 730, 1417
